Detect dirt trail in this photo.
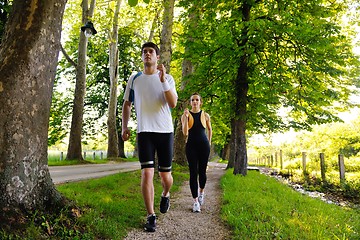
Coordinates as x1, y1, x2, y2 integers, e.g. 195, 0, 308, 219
124, 162, 232, 240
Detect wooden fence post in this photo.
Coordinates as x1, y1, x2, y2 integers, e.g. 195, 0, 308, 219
275, 151, 278, 167
101, 152, 103, 160
338, 154, 345, 183
93, 152, 96, 160
302, 152, 307, 175
319, 153, 326, 182
60, 152, 63, 161
280, 149, 283, 170
84, 151, 86, 160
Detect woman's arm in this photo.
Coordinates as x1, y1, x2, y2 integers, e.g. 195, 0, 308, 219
181, 109, 190, 136
205, 113, 212, 144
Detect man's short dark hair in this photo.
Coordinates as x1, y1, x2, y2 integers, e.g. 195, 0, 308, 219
141, 42, 160, 55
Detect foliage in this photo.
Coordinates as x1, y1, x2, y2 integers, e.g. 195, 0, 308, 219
177, 0, 360, 152
0, 206, 90, 240
248, 116, 360, 199
250, 115, 360, 165
0, 0, 11, 44
52, 0, 167, 148
221, 170, 360, 239
48, 90, 72, 146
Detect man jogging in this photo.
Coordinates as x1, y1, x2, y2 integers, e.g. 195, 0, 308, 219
122, 42, 177, 232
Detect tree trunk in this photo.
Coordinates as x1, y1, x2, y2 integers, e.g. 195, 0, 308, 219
233, 3, 251, 176
158, 0, 175, 166
66, 0, 96, 161
173, 10, 197, 165
226, 119, 236, 169
221, 143, 229, 160
173, 58, 194, 165
117, 134, 126, 158
173, 118, 187, 165
117, 108, 126, 158
107, 0, 122, 159
148, 9, 161, 42
159, 0, 174, 72
233, 118, 248, 176
0, 0, 66, 211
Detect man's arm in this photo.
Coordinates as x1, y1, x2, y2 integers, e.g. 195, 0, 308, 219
163, 89, 177, 108
157, 64, 177, 108
122, 100, 132, 141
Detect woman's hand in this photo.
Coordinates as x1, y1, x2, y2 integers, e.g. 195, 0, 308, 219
184, 108, 190, 118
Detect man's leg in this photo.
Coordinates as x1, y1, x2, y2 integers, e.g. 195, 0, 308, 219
157, 132, 173, 213
159, 171, 172, 213
159, 171, 173, 197
142, 168, 155, 215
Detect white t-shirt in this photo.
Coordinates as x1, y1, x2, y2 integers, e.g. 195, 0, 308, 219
124, 71, 177, 133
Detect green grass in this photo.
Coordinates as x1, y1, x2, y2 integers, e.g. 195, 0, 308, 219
221, 169, 360, 239
55, 163, 188, 239
48, 151, 138, 166
3, 160, 359, 239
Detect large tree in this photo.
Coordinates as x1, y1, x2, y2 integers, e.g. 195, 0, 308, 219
179, 0, 359, 175
173, 5, 198, 166
55, 0, 163, 156
107, 0, 122, 158
66, 0, 96, 160
0, 0, 67, 213
159, 0, 175, 71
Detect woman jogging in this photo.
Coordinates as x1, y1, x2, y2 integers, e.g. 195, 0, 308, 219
181, 93, 212, 212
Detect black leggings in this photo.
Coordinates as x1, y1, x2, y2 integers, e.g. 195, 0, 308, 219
186, 141, 210, 198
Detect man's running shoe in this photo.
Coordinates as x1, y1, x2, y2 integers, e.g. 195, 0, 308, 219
160, 195, 170, 213
198, 193, 205, 205
193, 201, 201, 212
144, 214, 156, 232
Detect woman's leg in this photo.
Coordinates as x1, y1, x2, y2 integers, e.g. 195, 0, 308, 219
186, 145, 199, 199
198, 143, 210, 190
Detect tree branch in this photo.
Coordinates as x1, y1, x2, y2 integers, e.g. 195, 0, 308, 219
60, 44, 77, 68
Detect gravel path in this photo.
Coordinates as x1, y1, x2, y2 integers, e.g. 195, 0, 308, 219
124, 162, 232, 240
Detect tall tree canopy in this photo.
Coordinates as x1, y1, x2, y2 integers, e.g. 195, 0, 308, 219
177, 0, 360, 175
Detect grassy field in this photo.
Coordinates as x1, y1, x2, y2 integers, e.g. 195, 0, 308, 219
47, 150, 138, 166
2, 161, 360, 239
55, 164, 189, 239
221, 169, 360, 239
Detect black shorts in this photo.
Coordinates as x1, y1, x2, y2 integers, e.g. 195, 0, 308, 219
138, 132, 174, 172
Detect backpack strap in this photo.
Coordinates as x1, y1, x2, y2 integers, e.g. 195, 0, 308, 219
129, 71, 142, 103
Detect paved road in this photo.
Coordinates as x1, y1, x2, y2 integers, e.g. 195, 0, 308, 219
49, 161, 140, 184
49, 161, 258, 185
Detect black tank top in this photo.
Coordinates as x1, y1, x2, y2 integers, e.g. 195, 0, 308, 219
187, 111, 209, 145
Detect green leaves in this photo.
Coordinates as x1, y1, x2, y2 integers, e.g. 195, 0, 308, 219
127, 0, 138, 7
128, 0, 149, 7
179, 0, 359, 137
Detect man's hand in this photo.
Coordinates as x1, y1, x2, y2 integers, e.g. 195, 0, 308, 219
122, 128, 131, 141
157, 64, 166, 82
